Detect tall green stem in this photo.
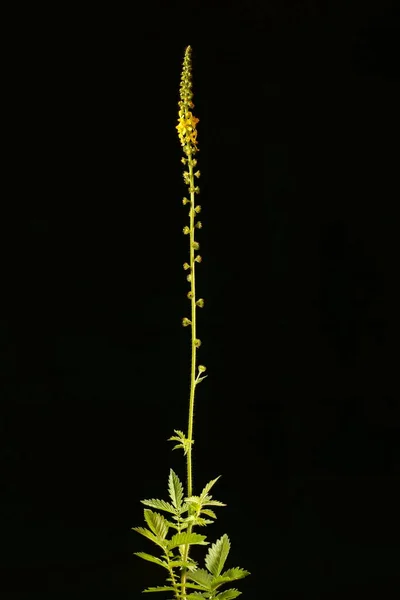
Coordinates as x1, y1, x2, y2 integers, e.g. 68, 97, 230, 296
187, 158, 196, 500
181, 144, 197, 600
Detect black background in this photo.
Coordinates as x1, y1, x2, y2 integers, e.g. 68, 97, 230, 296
2, 0, 400, 597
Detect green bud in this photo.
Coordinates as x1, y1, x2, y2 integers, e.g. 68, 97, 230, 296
182, 317, 192, 327
183, 226, 190, 235
194, 339, 201, 348
194, 205, 201, 213
192, 241, 199, 250
195, 255, 202, 263
195, 221, 202, 229
196, 298, 204, 308
183, 262, 191, 270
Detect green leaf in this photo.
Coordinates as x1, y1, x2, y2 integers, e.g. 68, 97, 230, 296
141, 498, 178, 514
134, 552, 168, 570
214, 589, 242, 599
199, 476, 221, 501
168, 469, 184, 511
168, 532, 208, 550
185, 495, 201, 508
202, 500, 226, 507
205, 535, 231, 577
187, 568, 213, 590
169, 559, 198, 571
201, 509, 217, 519
186, 594, 209, 600
132, 527, 166, 550
185, 582, 210, 590
211, 568, 251, 589
142, 585, 176, 593
144, 509, 169, 540
190, 517, 214, 527
164, 519, 184, 531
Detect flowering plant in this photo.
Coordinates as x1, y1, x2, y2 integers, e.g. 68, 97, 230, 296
133, 46, 250, 600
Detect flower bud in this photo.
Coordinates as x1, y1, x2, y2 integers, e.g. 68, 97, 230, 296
198, 365, 206, 373
192, 241, 199, 250
183, 226, 190, 235
187, 274, 192, 282
194, 170, 201, 178
196, 298, 204, 308
195, 221, 202, 229
182, 317, 191, 327
187, 291, 194, 299
182, 197, 189, 205
183, 262, 190, 270
194, 339, 201, 348
195, 255, 202, 263
194, 205, 201, 213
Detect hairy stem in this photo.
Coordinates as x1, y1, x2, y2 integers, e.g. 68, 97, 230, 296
181, 149, 197, 598
187, 155, 197, 500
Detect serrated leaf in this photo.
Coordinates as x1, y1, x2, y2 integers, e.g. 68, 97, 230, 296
144, 510, 169, 540
168, 532, 208, 550
192, 517, 214, 527
169, 560, 199, 571
186, 594, 209, 600
143, 585, 176, 593
132, 527, 166, 550
214, 589, 242, 599
171, 443, 185, 452
211, 568, 251, 589
185, 582, 209, 590
187, 568, 213, 590
185, 495, 201, 507
199, 476, 221, 501
134, 552, 168, 570
168, 469, 184, 511
205, 535, 231, 577
201, 509, 217, 519
202, 500, 226, 507
141, 498, 178, 514
168, 429, 185, 442
164, 519, 183, 531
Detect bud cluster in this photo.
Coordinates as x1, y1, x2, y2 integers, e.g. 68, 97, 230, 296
177, 46, 205, 375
